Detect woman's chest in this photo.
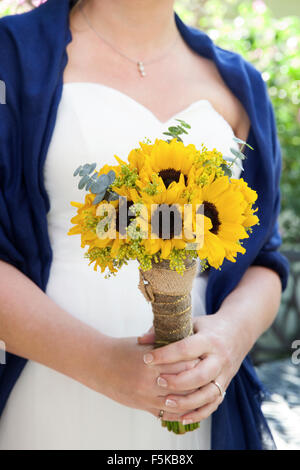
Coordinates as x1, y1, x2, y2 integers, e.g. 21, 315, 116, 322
64, 33, 244, 133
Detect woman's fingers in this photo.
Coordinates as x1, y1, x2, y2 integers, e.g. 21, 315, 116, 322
143, 333, 209, 366
137, 333, 155, 345
159, 358, 200, 375
148, 407, 191, 422
180, 395, 223, 425
163, 381, 222, 413
158, 355, 221, 392
137, 325, 155, 345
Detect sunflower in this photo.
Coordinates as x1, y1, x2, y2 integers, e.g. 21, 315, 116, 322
191, 176, 253, 269
137, 179, 198, 259
137, 138, 198, 190
230, 178, 259, 229
68, 192, 131, 271
68, 193, 99, 248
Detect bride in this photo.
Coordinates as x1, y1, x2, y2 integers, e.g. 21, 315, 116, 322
0, 0, 288, 450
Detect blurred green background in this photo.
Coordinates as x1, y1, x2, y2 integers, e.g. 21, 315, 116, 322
1, 0, 300, 363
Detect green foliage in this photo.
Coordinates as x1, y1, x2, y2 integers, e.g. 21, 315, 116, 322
163, 119, 191, 143
176, 0, 300, 247
114, 165, 138, 189
73, 164, 117, 205
223, 137, 254, 177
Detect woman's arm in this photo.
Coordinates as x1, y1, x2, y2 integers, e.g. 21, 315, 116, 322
0, 260, 114, 392
140, 265, 282, 424
212, 265, 282, 354
0, 260, 199, 421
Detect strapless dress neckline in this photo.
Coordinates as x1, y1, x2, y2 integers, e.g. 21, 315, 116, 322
63, 81, 236, 130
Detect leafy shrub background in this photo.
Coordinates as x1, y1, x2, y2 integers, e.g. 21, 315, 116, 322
1, 0, 300, 248
176, 0, 300, 248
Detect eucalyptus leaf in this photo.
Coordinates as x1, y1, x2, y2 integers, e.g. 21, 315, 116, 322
107, 170, 116, 184
223, 156, 235, 163
79, 169, 86, 177
230, 147, 246, 160
91, 180, 107, 194
234, 159, 244, 171
82, 163, 92, 172
177, 126, 188, 134
175, 119, 191, 129
92, 191, 106, 205
88, 163, 97, 174
232, 137, 247, 146
221, 164, 232, 177
99, 174, 110, 186
73, 165, 82, 177
232, 137, 254, 151
168, 126, 181, 134
85, 179, 94, 191
78, 175, 90, 190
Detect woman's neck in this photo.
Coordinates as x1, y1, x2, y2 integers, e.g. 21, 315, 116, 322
77, 0, 179, 60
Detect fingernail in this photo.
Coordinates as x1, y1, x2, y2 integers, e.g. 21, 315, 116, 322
143, 353, 154, 364
182, 419, 193, 425
165, 399, 177, 408
157, 377, 168, 388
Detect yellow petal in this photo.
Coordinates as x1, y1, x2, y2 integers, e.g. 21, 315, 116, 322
160, 240, 172, 259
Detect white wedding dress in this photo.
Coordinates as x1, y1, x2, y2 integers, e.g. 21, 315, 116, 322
0, 83, 241, 450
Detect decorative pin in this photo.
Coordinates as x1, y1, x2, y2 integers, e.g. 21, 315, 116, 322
137, 61, 146, 77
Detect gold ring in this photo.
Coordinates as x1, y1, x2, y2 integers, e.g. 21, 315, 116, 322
212, 380, 226, 399
158, 409, 164, 419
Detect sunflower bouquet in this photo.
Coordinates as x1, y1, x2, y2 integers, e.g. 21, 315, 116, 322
68, 120, 259, 435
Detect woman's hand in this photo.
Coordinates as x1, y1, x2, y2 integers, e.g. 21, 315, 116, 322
96, 336, 200, 422
138, 311, 252, 425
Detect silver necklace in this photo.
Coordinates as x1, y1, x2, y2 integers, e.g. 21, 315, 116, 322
79, 2, 179, 77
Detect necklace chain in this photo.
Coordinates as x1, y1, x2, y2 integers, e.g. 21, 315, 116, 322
79, 1, 179, 77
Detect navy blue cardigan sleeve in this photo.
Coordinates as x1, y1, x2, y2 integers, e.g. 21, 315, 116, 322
0, 24, 24, 271
0, 9, 58, 287
250, 97, 289, 290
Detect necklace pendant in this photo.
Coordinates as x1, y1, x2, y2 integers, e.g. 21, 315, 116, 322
137, 61, 146, 77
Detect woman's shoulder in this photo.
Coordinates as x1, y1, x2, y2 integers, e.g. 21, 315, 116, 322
0, 1, 71, 100
211, 41, 273, 126
0, 4, 44, 38
0, 6, 48, 79
180, 16, 265, 88
0, 9, 44, 100
213, 41, 265, 91
0, 0, 70, 62
180, 18, 269, 118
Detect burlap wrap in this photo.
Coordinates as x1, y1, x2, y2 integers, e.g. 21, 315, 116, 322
138, 258, 197, 345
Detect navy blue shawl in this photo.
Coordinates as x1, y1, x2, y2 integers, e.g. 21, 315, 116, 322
0, 0, 289, 450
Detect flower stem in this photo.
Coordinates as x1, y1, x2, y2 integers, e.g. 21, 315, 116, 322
161, 420, 200, 434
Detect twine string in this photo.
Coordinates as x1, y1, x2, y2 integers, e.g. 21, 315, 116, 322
138, 259, 197, 345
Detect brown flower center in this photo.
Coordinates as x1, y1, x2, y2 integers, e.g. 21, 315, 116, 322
115, 199, 135, 236
158, 168, 188, 188
151, 204, 182, 239
198, 201, 221, 235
